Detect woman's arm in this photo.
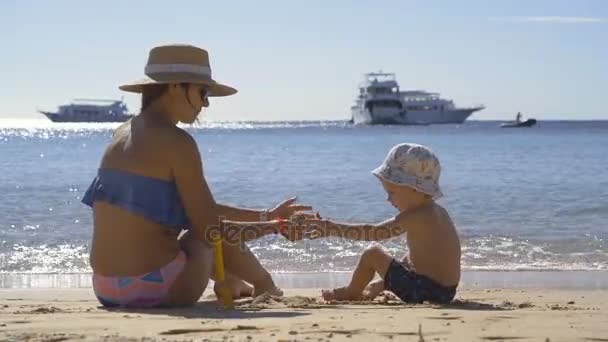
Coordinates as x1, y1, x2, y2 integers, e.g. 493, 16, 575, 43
220, 219, 288, 243
171, 131, 309, 244
171, 131, 221, 244
217, 198, 312, 222
216, 204, 267, 222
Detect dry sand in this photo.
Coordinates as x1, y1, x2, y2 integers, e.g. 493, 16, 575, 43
1, 287, 607, 341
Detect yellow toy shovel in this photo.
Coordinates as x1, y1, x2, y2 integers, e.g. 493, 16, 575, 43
212, 234, 233, 309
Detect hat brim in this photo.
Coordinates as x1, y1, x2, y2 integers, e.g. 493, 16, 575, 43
119, 77, 237, 97
371, 168, 443, 199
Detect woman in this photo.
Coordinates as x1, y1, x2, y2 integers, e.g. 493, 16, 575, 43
82, 44, 311, 307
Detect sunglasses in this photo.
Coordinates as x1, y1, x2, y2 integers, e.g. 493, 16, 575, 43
200, 88, 209, 101
178, 83, 209, 101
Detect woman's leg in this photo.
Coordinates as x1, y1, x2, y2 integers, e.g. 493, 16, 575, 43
163, 232, 213, 307
165, 232, 281, 306
221, 240, 282, 296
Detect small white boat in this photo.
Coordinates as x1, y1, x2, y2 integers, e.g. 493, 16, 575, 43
501, 118, 537, 128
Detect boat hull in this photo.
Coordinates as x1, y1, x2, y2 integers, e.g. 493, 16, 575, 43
41, 112, 133, 123
351, 107, 482, 125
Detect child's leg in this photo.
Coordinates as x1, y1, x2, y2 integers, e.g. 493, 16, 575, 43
361, 252, 408, 300
347, 245, 393, 296
362, 279, 386, 300
322, 245, 393, 301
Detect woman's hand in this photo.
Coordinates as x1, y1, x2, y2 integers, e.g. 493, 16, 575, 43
269, 197, 313, 220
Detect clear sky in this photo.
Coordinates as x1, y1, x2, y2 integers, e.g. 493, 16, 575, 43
1, 0, 607, 121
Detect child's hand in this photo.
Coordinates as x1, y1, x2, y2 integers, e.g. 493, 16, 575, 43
289, 212, 321, 239
302, 218, 330, 239
276, 219, 306, 242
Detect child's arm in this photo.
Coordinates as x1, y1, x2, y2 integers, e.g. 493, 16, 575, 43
304, 206, 427, 241
330, 216, 406, 241
216, 197, 312, 222
304, 216, 404, 241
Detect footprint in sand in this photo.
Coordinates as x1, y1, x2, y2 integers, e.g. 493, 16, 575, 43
481, 337, 528, 341
32, 307, 63, 314
159, 328, 225, 335
425, 315, 462, 320
13, 307, 64, 315
159, 325, 260, 335
234, 325, 259, 331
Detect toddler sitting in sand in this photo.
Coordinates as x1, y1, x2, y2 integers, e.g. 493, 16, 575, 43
303, 143, 461, 304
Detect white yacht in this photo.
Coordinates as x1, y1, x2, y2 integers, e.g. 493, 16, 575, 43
39, 99, 133, 123
350, 72, 484, 125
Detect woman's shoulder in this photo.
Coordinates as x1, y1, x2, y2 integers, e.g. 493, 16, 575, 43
152, 126, 202, 167
127, 117, 198, 147
171, 125, 198, 146
103, 120, 200, 168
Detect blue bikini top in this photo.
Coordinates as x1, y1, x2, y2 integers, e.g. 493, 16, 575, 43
82, 168, 189, 231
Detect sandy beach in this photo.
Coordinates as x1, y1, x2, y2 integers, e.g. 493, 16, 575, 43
1, 287, 607, 341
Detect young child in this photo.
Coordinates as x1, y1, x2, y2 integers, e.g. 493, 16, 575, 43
304, 143, 461, 304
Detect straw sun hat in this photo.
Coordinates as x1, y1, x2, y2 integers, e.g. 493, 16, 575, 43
119, 44, 237, 97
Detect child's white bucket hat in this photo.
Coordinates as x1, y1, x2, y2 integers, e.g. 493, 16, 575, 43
372, 143, 443, 199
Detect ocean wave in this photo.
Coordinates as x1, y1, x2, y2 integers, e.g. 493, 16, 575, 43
0, 244, 89, 273
2, 238, 607, 274
0, 118, 352, 136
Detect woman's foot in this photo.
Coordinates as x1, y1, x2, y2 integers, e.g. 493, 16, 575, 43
251, 274, 284, 297
321, 286, 361, 301
214, 278, 254, 299
252, 284, 283, 297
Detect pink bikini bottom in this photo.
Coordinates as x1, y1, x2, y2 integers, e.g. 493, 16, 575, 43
92, 251, 186, 308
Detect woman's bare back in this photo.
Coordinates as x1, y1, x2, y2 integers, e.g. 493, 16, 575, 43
90, 117, 195, 276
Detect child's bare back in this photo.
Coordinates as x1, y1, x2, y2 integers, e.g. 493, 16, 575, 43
399, 202, 460, 288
